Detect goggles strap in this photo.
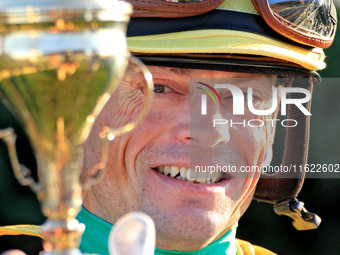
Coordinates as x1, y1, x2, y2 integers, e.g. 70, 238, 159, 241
127, 0, 225, 18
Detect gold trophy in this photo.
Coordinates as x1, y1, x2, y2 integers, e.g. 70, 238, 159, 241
0, 0, 153, 254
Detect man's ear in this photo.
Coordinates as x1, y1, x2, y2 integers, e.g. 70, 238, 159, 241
264, 80, 285, 166
266, 107, 278, 166
263, 145, 273, 167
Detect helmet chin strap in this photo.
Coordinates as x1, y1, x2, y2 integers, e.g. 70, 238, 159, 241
254, 76, 321, 230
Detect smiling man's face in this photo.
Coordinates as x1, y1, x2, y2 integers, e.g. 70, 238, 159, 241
82, 65, 278, 251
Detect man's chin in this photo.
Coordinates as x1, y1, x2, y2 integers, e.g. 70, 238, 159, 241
148, 208, 231, 251
138, 193, 235, 248
133, 166, 245, 249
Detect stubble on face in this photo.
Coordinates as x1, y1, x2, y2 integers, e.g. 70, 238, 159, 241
82, 66, 278, 251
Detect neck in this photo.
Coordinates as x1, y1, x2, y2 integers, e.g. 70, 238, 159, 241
77, 206, 238, 255
155, 230, 230, 251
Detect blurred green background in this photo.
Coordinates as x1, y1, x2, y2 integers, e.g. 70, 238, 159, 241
1, 7, 340, 255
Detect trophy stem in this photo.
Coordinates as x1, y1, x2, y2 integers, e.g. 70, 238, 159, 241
38, 124, 84, 253
41, 218, 85, 254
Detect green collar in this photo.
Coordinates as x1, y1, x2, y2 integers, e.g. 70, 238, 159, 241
77, 206, 237, 255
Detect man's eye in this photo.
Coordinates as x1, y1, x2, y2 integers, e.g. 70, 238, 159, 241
223, 93, 249, 101
154, 85, 173, 93
223, 93, 263, 108
243, 93, 249, 101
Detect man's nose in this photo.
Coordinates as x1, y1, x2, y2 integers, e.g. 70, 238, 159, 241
176, 91, 230, 148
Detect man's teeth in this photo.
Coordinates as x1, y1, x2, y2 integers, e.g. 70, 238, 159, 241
170, 166, 179, 177
156, 166, 222, 184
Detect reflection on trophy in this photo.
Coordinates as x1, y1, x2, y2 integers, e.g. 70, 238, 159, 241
0, 0, 154, 254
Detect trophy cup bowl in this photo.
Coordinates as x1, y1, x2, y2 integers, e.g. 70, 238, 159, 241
0, 0, 153, 253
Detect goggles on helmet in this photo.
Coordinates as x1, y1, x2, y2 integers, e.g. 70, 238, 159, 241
128, 0, 337, 49
251, 0, 337, 48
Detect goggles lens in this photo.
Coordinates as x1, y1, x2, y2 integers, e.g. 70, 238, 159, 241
268, 0, 334, 38
254, 0, 337, 48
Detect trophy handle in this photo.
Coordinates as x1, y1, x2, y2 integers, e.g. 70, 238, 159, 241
104, 56, 154, 140
0, 127, 41, 193
82, 134, 109, 191
82, 57, 154, 190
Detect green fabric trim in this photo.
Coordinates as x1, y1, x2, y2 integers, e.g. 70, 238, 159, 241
77, 206, 237, 255
77, 207, 112, 255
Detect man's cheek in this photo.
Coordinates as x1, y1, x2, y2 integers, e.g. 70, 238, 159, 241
103, 84, 145, 129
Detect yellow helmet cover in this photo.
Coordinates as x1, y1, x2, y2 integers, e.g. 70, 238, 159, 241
127, 0, 326, 71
